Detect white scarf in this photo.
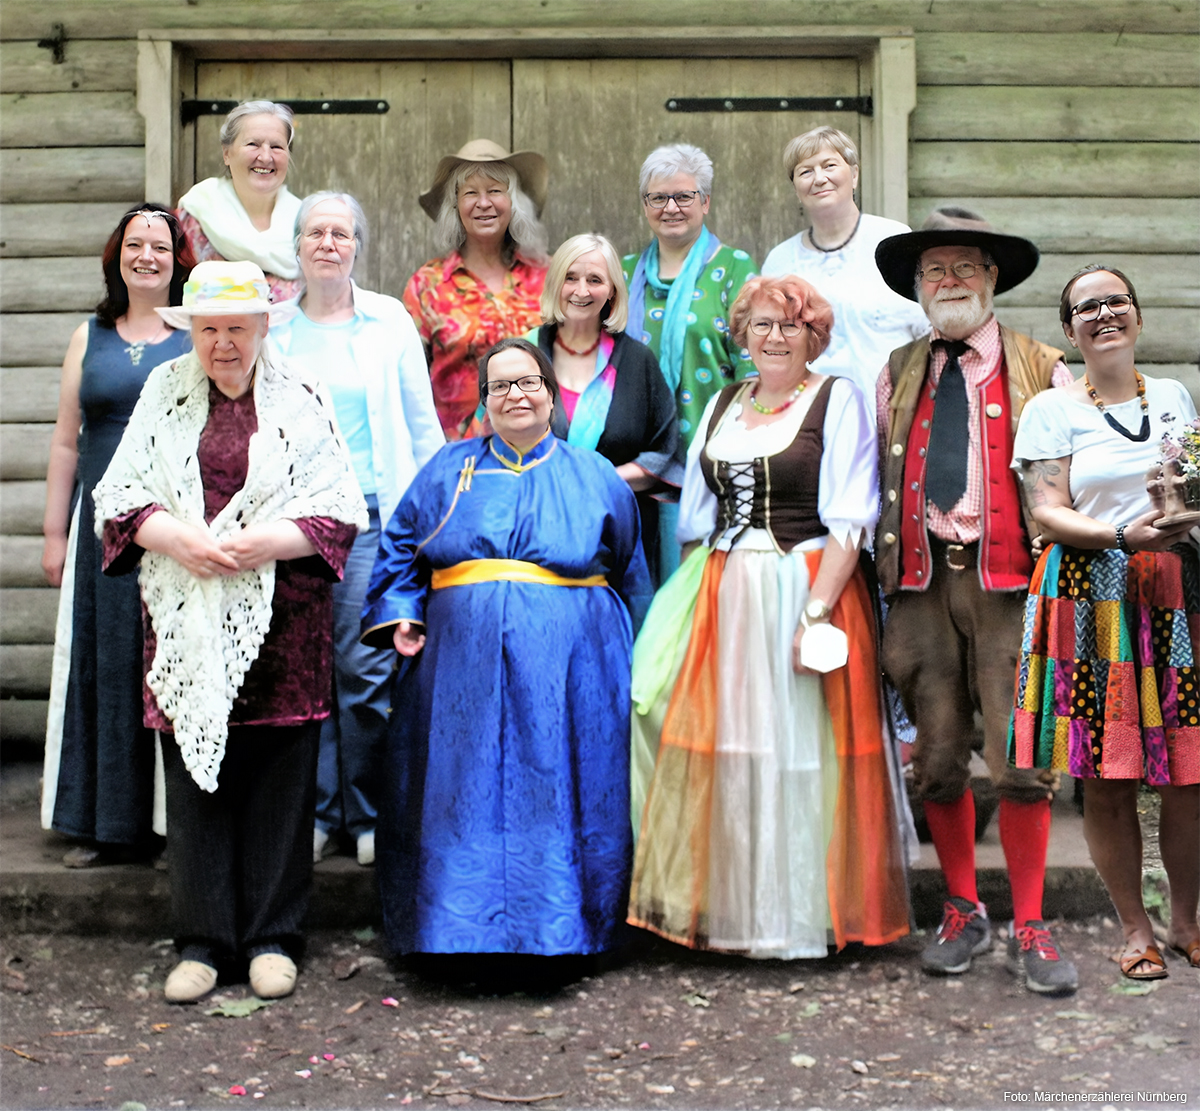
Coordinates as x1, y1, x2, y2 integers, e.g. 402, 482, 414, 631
94, 348, 367, 792
177, 176, 302, 280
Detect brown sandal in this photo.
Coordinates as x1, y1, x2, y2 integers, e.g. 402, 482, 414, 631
1167, 939, 1200, 968
1119, 944, 1169, 980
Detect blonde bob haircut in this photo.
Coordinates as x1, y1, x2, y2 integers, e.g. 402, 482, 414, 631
539, 233, 629, 334
782, 125, 859, 180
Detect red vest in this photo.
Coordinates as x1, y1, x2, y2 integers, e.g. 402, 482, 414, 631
898, 352, 1033, 592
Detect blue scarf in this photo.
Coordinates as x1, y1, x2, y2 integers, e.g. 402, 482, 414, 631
626, 226, 718, 393
565, 333, 616, 452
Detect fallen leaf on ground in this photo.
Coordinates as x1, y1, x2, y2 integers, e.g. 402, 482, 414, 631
681, 992, 710, 1008
104, 1055, 132, 1067
204, 998, 274, 1018
851, 1060, 869, 1074
1109, 980, 1161, 996
798, 1001, 821, 1018
473, 1091, 567, 1104
2, 1044, 44, 1063
790, 1054, 816, 1069
333, 957, 363, 980
645, 1084, 675, 1094
344, 1000, 366, 1015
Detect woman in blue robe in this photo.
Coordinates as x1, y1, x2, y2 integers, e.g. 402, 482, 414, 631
362, 338, 652, 958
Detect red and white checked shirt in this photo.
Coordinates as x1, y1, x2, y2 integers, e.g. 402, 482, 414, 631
875, 316, 1073, 544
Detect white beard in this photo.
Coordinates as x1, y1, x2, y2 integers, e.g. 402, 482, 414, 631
923, 286, 993, 337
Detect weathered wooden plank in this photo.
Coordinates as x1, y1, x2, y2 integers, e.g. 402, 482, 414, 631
0, 588, 58, 643
0, 644, 52, 696
996, 307, 1198, 364
0, 423, 52, 481
0, 257, 103, 313
910, 143, 1200, 199
994, 255, 1200, 309
0, 481, 47, 534
912, 86, 1200, 142
0, 204, 132, 257
0, 698, 48, 746
1, 2, 1196, 38
0, 40, 137, 94
917, 33, 1200, 88
0, 367, 60, 422
0, 92, 143, 148
907, 198, 1199, 255
0, 536, 46, 587
0, 313, 89, 366
0, 148, 144, 204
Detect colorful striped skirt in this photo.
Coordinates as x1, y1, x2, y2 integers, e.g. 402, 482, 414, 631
1010, 543, 1200, 786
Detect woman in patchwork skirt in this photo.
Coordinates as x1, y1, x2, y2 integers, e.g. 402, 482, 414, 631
1012, 264, 1200, 980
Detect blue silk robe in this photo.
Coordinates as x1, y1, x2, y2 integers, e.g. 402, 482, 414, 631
362, 433, 652, 955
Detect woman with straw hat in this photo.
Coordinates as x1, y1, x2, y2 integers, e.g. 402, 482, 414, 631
94, 259, 366, 1004
403, 139, 551, 440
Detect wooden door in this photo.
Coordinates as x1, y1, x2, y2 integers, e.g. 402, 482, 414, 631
513, 57, 863, 264
193, 60, 511, 298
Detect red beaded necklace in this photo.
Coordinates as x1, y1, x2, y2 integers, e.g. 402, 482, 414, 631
555, 332, 601, 357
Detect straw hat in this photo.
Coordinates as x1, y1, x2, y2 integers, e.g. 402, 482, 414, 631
418, 139, 549, 221
156, 260, 285, 329
874, 208, 1040, 302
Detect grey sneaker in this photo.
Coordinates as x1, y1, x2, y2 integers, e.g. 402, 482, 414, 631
1006, 921, 1079, 995
921, 896, 992, 975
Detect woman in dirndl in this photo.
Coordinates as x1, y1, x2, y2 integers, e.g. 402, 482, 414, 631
1012, 264, 1200, 980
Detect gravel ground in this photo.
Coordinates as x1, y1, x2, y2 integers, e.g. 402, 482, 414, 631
2, 920, 1196, 1111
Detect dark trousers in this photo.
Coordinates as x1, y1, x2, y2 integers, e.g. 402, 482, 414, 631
162, 722, 319, 962
881, 543, 1057, 805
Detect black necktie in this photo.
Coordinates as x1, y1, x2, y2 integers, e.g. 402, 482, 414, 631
924, 339, 970, 513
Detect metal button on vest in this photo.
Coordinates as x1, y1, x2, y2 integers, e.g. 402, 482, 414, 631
986, 402, 1003, 418
888, 489, 897, 502
921, 419, 931, 429
891, 443, 904, 456
911, 481, 919, 490
883, 532, 896, 544
918, 447, 926, 457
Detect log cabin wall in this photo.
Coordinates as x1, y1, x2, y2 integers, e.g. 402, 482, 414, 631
1, 1, 1198, 750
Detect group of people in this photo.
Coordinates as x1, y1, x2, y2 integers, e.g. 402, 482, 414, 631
40, 100, 1199, 1006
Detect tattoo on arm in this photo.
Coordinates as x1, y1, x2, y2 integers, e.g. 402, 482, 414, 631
1022, 460, 1063, 508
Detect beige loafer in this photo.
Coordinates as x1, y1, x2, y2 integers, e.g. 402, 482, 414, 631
249, 953, 297, 999
164, 959, 218, 1003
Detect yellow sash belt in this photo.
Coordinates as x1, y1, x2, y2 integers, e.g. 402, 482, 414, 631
430, 558, 607, 590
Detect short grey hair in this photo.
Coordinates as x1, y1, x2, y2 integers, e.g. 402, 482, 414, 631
638, 143, 714, 199
219, 100, 295, 148
432, 161, 549, 266
294, 191, 368, 264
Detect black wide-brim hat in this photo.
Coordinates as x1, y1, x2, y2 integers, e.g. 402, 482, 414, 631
875, 209, 1040, 301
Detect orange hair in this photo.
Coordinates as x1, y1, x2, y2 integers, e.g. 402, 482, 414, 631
729, 275, 834, 360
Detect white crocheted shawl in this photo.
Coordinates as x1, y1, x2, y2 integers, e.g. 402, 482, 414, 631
93, 348, 368, 792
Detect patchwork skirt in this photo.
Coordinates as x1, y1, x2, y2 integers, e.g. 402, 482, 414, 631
1010, 543, 1200, 786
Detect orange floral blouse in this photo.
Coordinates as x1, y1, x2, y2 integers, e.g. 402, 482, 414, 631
403, 251, 547, 440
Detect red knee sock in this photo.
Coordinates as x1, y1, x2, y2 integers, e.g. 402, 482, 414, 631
924, 791, 979, 905
999, 796, 1051, 926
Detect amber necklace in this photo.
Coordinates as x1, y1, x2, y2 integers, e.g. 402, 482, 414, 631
749, 380, 807, 415
1084, 370, 1149, 442
555, 332, 601, 357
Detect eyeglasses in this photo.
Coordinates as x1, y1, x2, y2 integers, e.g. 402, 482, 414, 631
917, 261, 994, 283
484, 375, 548, 397
1070, 293, 1134, 321
749, 319, 803, 337
642, 191, 702, 209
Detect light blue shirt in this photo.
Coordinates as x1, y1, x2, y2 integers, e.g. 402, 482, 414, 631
286, 312, 376, 494
270, 282, 445, 524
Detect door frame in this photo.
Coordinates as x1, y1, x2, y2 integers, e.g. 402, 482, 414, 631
137, 25, 915, 221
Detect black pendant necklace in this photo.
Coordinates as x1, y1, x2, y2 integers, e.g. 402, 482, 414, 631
808, 212, 861, 254
1084, 370, 1149, 442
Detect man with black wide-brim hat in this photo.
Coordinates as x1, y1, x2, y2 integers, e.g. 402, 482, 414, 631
873, 208, 1079, 996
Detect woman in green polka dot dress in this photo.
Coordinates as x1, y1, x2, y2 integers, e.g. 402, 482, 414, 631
624, 143, 758, 579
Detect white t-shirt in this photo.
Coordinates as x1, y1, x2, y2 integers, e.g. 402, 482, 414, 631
762, 212, 930, 401
1011, 375, 1196, 527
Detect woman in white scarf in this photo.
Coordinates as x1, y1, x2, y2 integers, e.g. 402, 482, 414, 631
176, 100, 303, 303
94, 260, 366, 1005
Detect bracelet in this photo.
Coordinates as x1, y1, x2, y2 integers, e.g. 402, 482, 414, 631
1114, 524, 1132, 554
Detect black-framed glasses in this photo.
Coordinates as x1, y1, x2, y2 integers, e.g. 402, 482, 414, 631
749, 319, 803, 337
642, 190, 702, 209
484, 375, 547, 397
917, 261, 994, 283
1070, 293, 1134, 321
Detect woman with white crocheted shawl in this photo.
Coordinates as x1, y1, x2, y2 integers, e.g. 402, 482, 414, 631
94, 260, 367, 1005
